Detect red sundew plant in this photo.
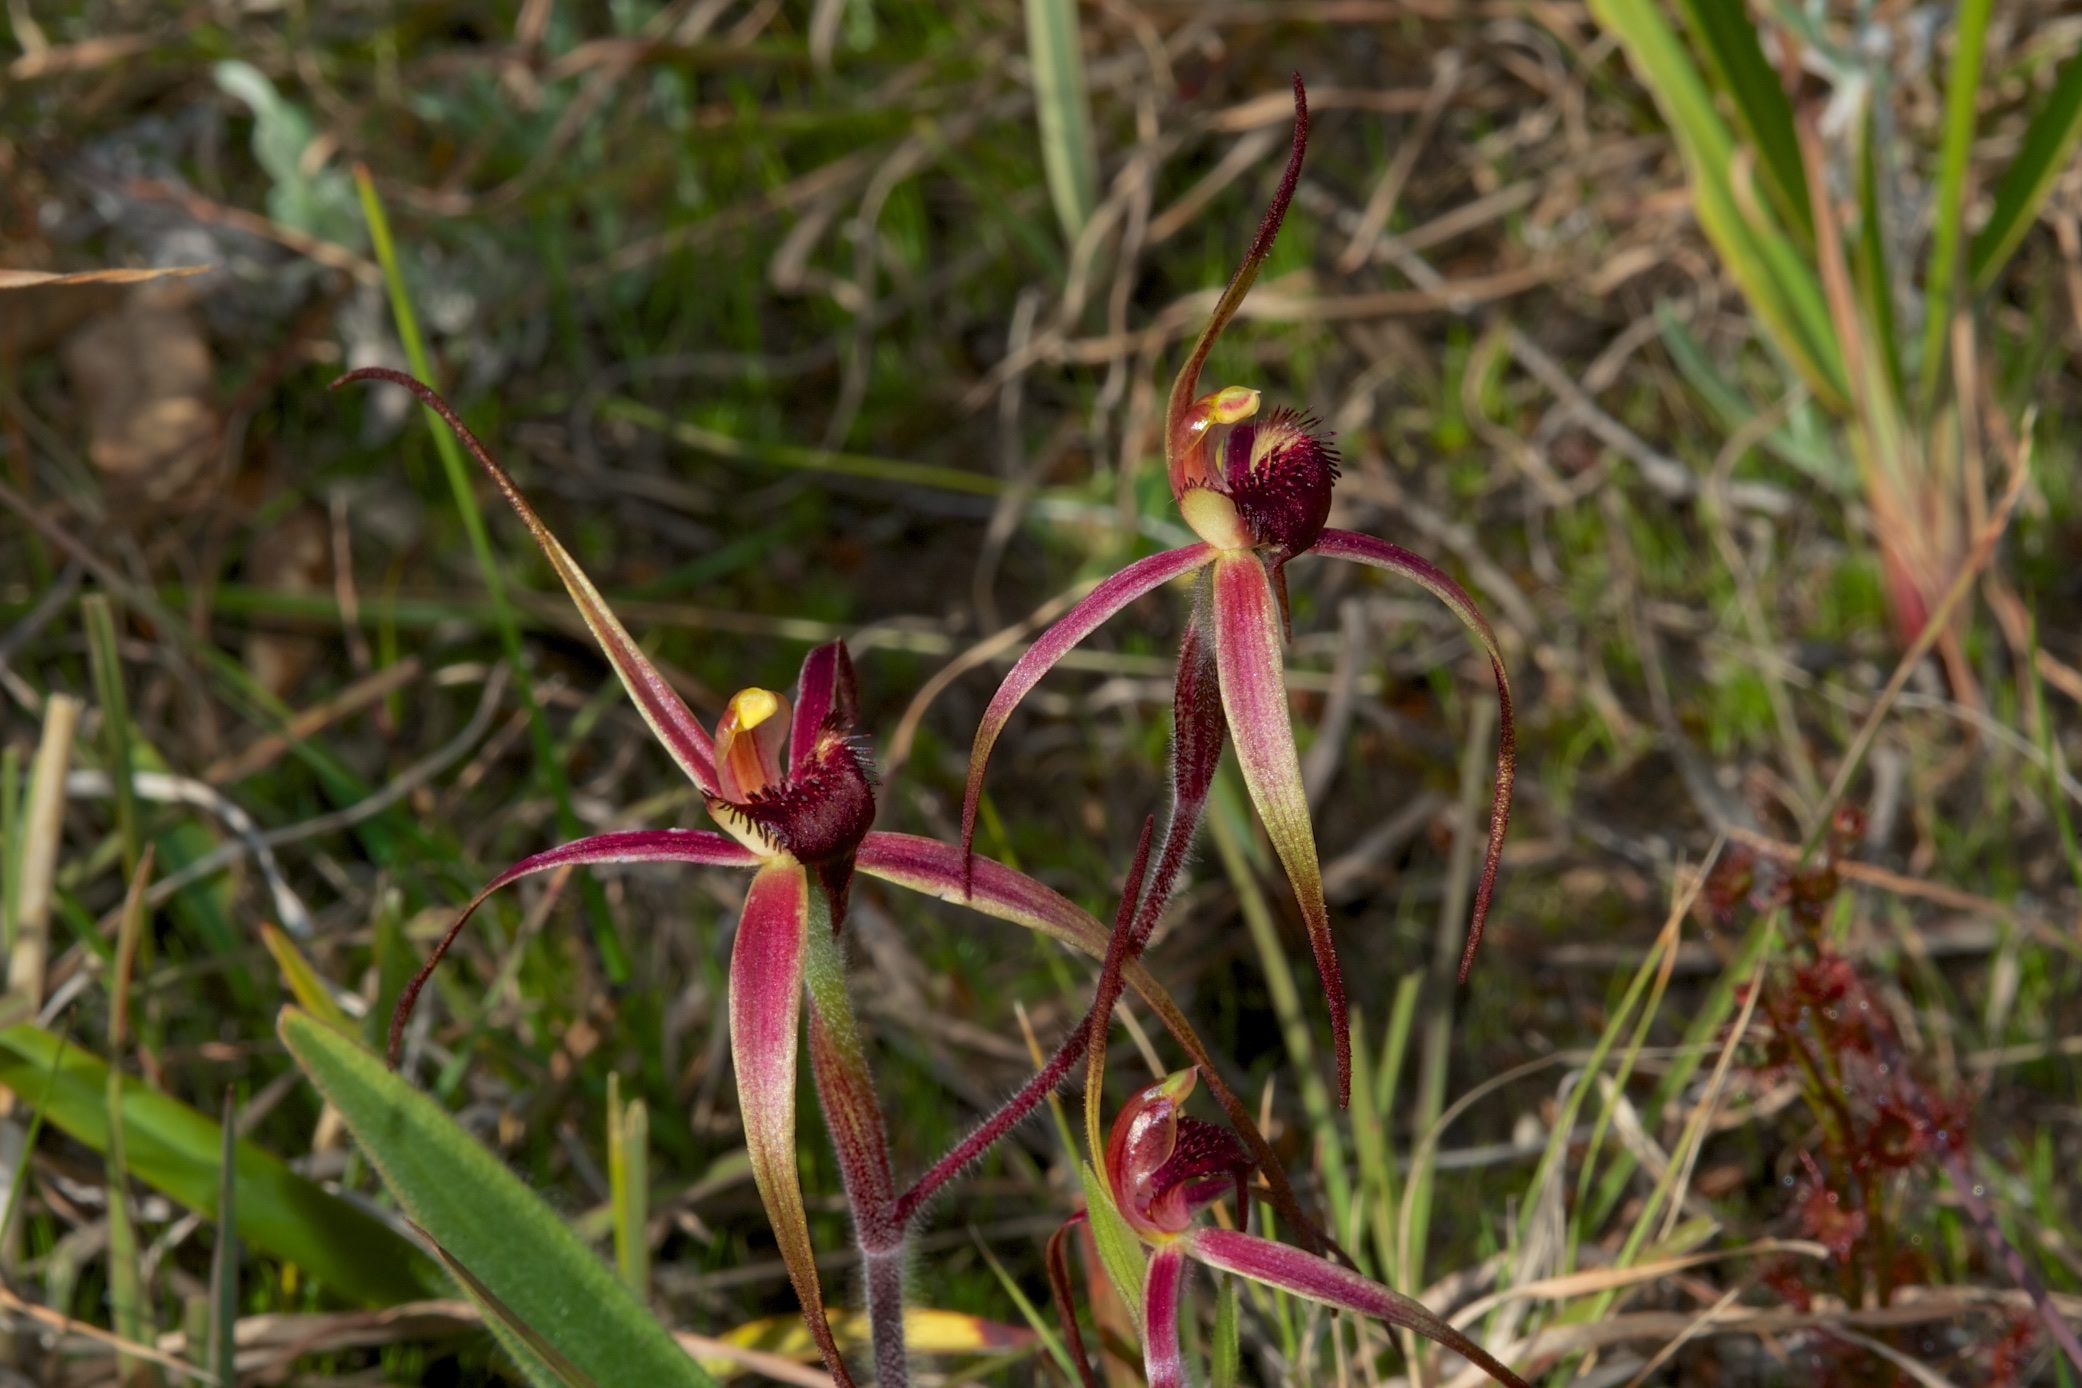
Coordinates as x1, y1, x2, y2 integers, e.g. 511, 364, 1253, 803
335, 71, 1525, 1388
958, 76, 1514, 1104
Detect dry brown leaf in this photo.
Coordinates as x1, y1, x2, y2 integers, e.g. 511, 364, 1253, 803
0, 265, 210, 290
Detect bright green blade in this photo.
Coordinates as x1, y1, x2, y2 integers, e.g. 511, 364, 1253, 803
1971, 48, 2082, 290
1022, 0, 1098, 245
1919, 0, 1994, 403
1671, 0, 1811, 238
0, 1023, 439, 1306
279, 1009, 712, 1388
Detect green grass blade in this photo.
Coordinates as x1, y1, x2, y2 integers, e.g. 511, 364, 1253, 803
1971, 48, 2082, 290
279, 1008, 711, 1388
1209, 1271, 1240, 1388
106, 852, 153, 1385
1022, 0, 1098, 247
353, 166, 628, 983
1672, 0, 1811, 238
1920, 0, 1994, 405
0, 1022, 441, 1305
260, 923, 361, 1041
607, 1074, 650, 1302
1852, 107, 1905, 406
209, 1091, 238, 1388
1593, 0, 1846, 407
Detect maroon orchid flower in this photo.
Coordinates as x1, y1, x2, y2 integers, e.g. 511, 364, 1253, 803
1052, 1068, 1532, 1388
335, 366, 1329, 1388
959, 76, 1515, 1105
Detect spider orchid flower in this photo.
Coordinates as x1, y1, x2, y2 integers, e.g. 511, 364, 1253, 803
335, 366, 1324, 1388
959, 75, 1515, 1106
1051, 1068, 1533, 1388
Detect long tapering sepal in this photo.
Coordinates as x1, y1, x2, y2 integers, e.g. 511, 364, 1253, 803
389, 830, 763, 1067
1211, 550, 1346, 1103
333, 368, 719, 794
1184, 1229, 1532, 1388
959, 544, 1214, 878
1142, 1244, 1190, 1388
731, 860, 857, 1388
1310, 530, 1515, 981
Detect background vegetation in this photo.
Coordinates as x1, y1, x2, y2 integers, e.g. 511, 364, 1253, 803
3, 0, 2082, 1382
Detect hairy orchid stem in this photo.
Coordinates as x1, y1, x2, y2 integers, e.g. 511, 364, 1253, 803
803, 888, 908, 1387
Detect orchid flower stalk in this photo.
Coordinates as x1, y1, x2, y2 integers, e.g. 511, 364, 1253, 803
960, 75, 1515, 1105
1054, 1068, 1534, 1388
336, 367, 1322, 1385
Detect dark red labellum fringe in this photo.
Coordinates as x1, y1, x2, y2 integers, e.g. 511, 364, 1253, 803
1223, 409, 1339, 559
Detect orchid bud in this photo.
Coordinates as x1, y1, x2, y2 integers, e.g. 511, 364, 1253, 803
1104, 1068, 1253, 1242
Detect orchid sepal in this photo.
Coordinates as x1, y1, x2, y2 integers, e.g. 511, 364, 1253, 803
959, 542, 1215, 878
331, 368, 719, 795
1311, 529, 1516, 980
1182, 1228, 1532, 1388
730, 858, 857, 1388
1211, 550, 1346, 1102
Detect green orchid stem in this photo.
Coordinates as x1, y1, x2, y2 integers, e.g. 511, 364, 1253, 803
803, 888, 909, 1388
352, 166, 628, 983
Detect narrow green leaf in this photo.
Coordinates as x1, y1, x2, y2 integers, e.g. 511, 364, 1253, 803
1971, 49, 2082, 290
278, 1009, 711, 1388
1920, 0, 1995, 404
1671, 0, 1811, 237
0, 1022, 440, 1305
1077, 1160, 1147, 1327
423, 1232, 607, 1388
1852, 107, 1905, 405
608, 1073, 650, 1302
260, 923, 360, 1041
1210, 1272, 1240, 1388
1593, 0, 1846, 406
208, 1091, 238, 1388
1023, 0, 1099, 245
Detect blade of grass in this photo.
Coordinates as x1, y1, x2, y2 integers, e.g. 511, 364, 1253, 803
1971, 48, 2082, 289
1671, 0, 1811, 238
106, 848, 155, 1388
973, 1229, 1077, 1381
1022, 0, 1098, 246
260, 923, 360, 1040
208, 1090, 237, 1388
0, 1022, 443, 1304
608, 1073, 651, 1302
353, 165, 628, 983
1918, 0, 1994, 407
83, 594, 142, 878
1, 745, 19, 954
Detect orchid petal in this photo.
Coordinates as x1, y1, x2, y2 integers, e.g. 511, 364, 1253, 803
959, 544, 1214, 875
1165, 75, 1309, 490
1212, 550, 1346, 1104
858, 832, 1332, 1255
333, 368, 719, 794
732, 860, 856, 1388
791, 641, 860, 778
387, 829, 762, 1066
1311, 529, 1515, 982
1185, 1229, 1531, 1388
1142, 1245, 1189, 1388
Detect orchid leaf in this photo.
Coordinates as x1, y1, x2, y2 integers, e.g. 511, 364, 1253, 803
279, 1009, 711, 1388
730, 861, 856, 1388
960, 543, 1213, 871
1185, 1229, 1531, 1388
422, 1232, 607, 1388
1210, 551, 1345, 1102
333, 368, 719, 794
1078, 1160, 1147, 1324
0, 1023, 439, 1306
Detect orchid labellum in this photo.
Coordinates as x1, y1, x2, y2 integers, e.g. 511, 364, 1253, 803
1051, 1069, 1533, 1388
336, 367, 1328, 1388
959, 75, 1515, 1105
